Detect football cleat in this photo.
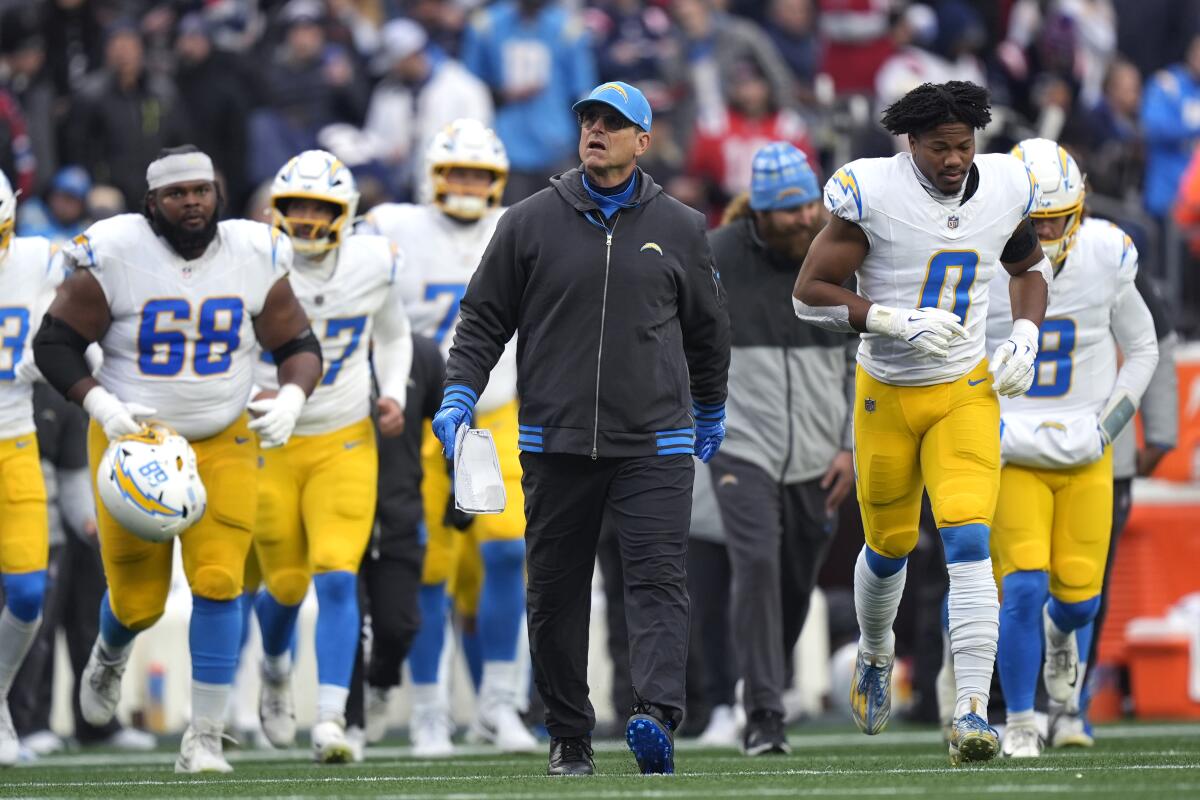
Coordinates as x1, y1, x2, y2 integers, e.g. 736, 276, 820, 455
698, 704, 741, 747
1049, 710, 1095, 748
850, 648, 894, 735
175, 719, 233, 774
948, 699, 1000, 766
626, 707, 674, 775
258, 668, 296, 748
1002, 721, 1043, 758
410, 703, 455, 758
468, 701, 539, 753
0, 701, 17, 767
1042, 605, 1079, 703
80, 642, 128, 727
743, 709, 790, 756
365, 686, 391, 744
312, 716, 354, 764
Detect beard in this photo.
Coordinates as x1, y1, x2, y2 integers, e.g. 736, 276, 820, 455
763, 218, 823, 264
150, 204, 219, 255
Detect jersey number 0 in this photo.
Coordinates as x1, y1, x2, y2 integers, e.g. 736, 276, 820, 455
918, 250, 979, 325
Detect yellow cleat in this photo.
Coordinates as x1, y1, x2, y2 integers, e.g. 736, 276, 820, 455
948, 699, 1000, 766
850, 648, 894, 735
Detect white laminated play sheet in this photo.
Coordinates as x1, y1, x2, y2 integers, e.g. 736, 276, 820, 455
453, 424, 507, 514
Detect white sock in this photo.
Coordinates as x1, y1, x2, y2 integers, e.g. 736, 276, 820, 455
479, 660, 520, 708
0, 609, 40, 697
947, 559, 999, 718
410, 682, 441, 710
97, 637, 133, 665
262, 652, 291, 682
317, 684, 349, 722
1007, 708, 1035, 728
192, 681, 231, 727
853, 547, 906, 655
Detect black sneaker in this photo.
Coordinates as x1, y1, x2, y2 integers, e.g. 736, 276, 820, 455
626, 704, 676, 774
743, 709, 790, 756
548, 736, 594, 776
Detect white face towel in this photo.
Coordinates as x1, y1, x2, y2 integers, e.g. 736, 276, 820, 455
454, 424, 507, 514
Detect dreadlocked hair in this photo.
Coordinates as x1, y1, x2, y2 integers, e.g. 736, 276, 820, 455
880, 81, 992, 136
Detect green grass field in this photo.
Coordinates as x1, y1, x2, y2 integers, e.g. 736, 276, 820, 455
3, 723, 1199, 799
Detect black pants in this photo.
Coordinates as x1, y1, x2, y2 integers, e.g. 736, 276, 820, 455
687, 538, 735, 711
596, 524, 635, 723
709, 453, 837, 716
10, 535, 120, 742
1085, 478, 1135, 671
521, 452, 693, 738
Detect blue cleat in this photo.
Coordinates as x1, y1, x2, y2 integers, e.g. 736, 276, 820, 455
948, 700, 1000, 766
850, 648, 893, 735
626, 710, 674, 775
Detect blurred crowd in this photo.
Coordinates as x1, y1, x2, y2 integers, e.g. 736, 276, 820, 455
5, 1, 1200, 329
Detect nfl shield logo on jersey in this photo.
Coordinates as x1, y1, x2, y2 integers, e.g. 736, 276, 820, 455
865, 397, 876, 413
947, 215, 959, 229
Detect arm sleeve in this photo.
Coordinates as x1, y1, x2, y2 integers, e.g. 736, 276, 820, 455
373, 278, 414, 408
444, 211, 524, 397
679, 216, 730, 407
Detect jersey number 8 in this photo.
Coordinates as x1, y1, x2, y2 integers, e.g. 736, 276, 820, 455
1026, 318, 1076, 397
918, 250, 979, 325
0, 307, 30, 381
138, 297, 243, 376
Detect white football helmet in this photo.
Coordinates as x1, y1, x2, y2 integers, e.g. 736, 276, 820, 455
1011, 138, 1086, 266
271, 150, 359, 256
96, 425, 206, 543
0, 170, 17, 255
427, 119, 508, 220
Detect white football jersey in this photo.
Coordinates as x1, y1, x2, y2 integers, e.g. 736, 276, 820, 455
254, 234, 407, 436
991, 218, 1155, 468
363, 203, 517, 413
825, 151, 1038, 385
0, 237, 66, 438
65, 215, 291, 441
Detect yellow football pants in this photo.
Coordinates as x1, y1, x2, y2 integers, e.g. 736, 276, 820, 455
853, 358, 1001, 559
421, 400, 524, 614
89, 415, 257, 630
0, 434, 49, 574
254, 416, 377, 606
991, 448, 1114, 603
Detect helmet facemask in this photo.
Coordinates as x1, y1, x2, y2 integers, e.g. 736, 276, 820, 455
271, 195, 350, 257
1033, 200, 1083, 266
432, 165, 506, 221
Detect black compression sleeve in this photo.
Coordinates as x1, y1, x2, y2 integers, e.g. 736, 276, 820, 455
32, 315, 92, 398
271, 327, 322, 366
1000, 217, 1040, 264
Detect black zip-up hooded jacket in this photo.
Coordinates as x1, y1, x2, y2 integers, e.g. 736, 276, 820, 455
445, 166, 731, 458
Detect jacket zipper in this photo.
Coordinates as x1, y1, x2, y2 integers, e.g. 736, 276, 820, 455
592, 212, 619, 460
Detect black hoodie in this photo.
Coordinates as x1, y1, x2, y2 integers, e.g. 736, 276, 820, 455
445, 166, 730, 459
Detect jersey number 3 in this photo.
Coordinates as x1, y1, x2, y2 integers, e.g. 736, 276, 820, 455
139, 297, 243, 376
918, 250, 979, 324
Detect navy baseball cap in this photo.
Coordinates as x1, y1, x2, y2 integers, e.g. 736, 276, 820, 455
749, 142, 820, 211
573, 81, 652, 132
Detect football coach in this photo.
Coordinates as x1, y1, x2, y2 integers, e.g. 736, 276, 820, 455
432, 81, 730, 777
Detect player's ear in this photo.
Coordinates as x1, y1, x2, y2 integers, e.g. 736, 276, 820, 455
635, 131, 651, 157
143, 190, 156, 219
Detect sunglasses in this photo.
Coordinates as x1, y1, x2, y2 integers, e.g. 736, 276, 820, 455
577, 109, 636, 131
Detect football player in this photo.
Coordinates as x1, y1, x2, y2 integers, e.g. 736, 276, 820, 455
31, 146, 322, 773
0, 170, 67, 766
362, 119, 535, 755
252, 150, 413, 763
792, 81, 1051, 764
987, 139, 1158, 758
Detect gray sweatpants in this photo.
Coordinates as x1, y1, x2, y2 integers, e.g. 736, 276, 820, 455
709, 452, 837, 716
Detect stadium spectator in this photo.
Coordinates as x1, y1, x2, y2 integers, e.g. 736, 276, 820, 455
64, 21, 189, 210
1141, 32, 1200, 219
362, 18, 492, 200
0, 87, 34, 199
707, 143, 853, 755
1062, 58, 1144, 200
585, 0, 674, 89
16, 165, 92, 243
1, 9, 57, 191
409, 0, 471, 57
246, 0, 369, 187
8, 385, 156, 756
461, 0, 596, 203
41, 0, 106, 99
173, 13, 252, 213
667, 0, 796, 131
684, 59, 816, 222
815, 0, 894, 95
764, 0, 822, 100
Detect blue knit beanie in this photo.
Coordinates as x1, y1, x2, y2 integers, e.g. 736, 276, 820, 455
749, 142, 820, 211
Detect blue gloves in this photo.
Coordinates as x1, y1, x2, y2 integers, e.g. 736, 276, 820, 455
693, 400, 725, 463
432, 385, 478, 458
